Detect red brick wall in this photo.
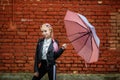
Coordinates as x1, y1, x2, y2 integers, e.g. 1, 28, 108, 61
0, 0, 120, 73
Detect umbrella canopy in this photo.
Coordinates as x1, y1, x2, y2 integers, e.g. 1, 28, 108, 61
64, 10, 100, 63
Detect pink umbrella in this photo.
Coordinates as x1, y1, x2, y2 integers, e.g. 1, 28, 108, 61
64, 10, 100, 63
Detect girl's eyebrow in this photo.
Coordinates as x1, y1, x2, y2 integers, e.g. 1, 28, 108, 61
41, 30, 47, 32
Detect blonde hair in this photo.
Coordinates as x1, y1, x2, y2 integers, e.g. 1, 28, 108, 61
41, 23, 58, 52
41, 23, 54, 38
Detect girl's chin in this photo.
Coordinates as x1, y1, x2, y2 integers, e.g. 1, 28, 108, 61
45, 36, 51, 39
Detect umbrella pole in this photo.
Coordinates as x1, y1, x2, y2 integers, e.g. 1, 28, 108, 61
84, 61, 91, 80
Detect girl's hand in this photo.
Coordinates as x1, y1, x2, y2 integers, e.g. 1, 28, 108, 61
34, 72, 39, 77
38, 63, 41, 68
62, 43, 67, 49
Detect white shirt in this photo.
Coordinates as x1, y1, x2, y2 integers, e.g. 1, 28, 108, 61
42, 38, 52, 60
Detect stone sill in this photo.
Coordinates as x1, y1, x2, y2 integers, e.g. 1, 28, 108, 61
0, 73, 120, 80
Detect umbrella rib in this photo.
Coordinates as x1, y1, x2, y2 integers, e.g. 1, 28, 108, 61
64, 20, 89, 31
78, 15, 99, 62
68, 32, 87, 37
88, 35, 93, 62
70, 32, 90, 43
78, 34, 91, 63
93, 36, 99, 49
80, 33, 91, 51
77, 15, 91, 31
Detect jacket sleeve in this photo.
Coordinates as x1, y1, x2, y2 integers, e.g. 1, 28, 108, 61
34, 39, 40, 72
54, 48, 65, 60
54, 40, 65, 60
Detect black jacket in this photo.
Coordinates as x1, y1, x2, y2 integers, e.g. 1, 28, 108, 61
34, 38, 65, 72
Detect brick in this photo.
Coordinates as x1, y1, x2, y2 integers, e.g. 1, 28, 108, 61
2, 60, 14, 64
0, 67, 8, 71
15, 60, 26, 63
29, 32, 38, 36
13, 39, 25, 43
5, 64, 11, 67
95, 68, 106, 72
97, 65, 104, 68
17, 32, 28, 35
0, 0, 120, 73
18, 64, 24, 67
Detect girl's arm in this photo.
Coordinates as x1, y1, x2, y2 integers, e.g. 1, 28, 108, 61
54, 44, 67, 60
34, 39, 40, 73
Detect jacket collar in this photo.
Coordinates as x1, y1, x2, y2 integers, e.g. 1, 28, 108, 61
39, 38, 53, 53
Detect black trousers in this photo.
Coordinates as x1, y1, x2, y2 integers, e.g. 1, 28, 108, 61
32, 60, 56, 80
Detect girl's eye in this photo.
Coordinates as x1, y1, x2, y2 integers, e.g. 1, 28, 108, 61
44, 30, 47, 32
41, 30, 47, 33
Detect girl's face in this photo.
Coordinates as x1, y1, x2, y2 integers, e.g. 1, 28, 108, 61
41, 26, 51, 39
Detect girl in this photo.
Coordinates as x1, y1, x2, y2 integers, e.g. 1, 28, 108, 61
32, 23, 67, 80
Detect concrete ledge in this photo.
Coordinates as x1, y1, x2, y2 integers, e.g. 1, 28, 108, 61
0, 73, 120, 80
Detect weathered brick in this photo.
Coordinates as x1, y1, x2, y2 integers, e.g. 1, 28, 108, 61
0, 0, 120, 73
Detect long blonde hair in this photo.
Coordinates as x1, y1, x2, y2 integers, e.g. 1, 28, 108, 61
41, 23, 54, 38
41, 23, 58, 52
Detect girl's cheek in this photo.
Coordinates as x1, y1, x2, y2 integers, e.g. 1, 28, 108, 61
42, 32, 44, 35
42, 32, 46, 36
48, 31, 51, 35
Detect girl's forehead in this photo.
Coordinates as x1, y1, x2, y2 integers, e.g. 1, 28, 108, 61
41, 26, 49, 31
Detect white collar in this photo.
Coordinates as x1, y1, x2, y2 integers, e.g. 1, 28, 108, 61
44, 38, 52, 43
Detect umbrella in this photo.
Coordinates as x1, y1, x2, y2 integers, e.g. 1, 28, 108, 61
64, 10, 100, 63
